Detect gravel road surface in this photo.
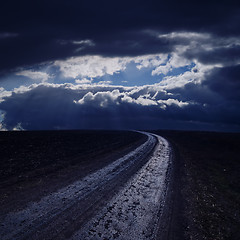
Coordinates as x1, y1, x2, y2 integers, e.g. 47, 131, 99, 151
0, 132, 172, 240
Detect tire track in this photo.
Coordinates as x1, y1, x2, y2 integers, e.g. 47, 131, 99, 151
70, 135, 171, 240
0, 132, 156, 240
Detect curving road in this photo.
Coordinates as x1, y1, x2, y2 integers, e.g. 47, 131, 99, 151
0, 132, 172, 240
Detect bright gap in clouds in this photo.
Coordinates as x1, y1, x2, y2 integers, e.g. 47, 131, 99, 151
3, 54, 196, 89
1, 59, 196, 91
51, 53, 197, 87
94, 62, 196, 87
1, 30, 240, 131
93, 61, 161, 86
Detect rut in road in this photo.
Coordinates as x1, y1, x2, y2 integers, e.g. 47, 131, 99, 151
0, 132, 156, 240
71, 135, 171, 240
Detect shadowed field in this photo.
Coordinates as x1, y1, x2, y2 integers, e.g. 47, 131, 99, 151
154, 130, 240, 240
0, 130, 147, 180
0, 130, 147, 215
1, 129, 240, 239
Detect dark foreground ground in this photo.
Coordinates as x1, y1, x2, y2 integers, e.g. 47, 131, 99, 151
1, 130, 240, 240
153, 130, 240, 240
0, 130, 147, 216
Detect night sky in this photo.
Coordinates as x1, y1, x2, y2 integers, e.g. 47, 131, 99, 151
0, 0, 240, 131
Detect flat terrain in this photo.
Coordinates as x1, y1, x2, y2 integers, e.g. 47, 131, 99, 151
0, 131, 173, 240
1, 129, 239, 240
153, 130, 240, 240
0, 130, 147, 216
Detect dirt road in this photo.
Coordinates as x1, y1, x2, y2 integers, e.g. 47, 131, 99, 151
0, 132, 172, 240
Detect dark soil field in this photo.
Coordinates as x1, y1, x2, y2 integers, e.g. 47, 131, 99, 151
153, 130, 240, 240
0, 130, 147, 216
1, 129, 240, 240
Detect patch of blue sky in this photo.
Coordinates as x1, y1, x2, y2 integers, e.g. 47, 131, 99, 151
93, 61, 196, 87
94, 62, 162, 87
47, 65, 74, 84
1, 60, 196, 90
166, 62, 196, 77
0, 64, 55, 91
0, 74, 32, 91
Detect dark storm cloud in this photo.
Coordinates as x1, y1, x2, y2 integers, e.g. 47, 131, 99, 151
1, 79, 240, 131
1, 0, 240, 132
204, 65, 240, 101
166, 64, 240, 126
183, 44, 240, 65
170, 65, 240, 103
0, 0, 240, 73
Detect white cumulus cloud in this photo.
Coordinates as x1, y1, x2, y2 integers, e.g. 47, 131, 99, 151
16, 70, 50, 82
54, 56, 131, 79
75, 78, 93, 84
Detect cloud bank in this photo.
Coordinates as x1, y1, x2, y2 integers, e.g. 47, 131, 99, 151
1, 60, 240, 131
0, 0, 240, 131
